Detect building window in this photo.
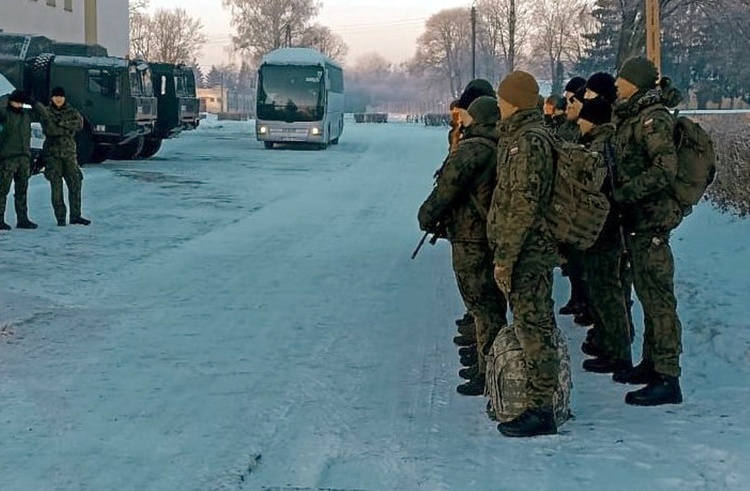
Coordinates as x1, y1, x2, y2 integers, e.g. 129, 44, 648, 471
65, 0, 72, 11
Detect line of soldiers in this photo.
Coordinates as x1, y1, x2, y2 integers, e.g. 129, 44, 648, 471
0, 87, 90, 231
418, 57, 686, 438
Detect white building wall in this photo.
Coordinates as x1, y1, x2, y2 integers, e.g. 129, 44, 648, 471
0, 0, 129, 57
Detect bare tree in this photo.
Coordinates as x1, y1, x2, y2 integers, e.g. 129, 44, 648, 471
354, 53, 393, 79
477, 0, 531, 75
129, 8, 206, 64
222, 0, 321, 62
298, 24, 349, 62
413, 8, 472, 97
129, 0, 149, 16
530, 0, 592, 93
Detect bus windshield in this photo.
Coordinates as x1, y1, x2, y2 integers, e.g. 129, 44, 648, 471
257, 65, 324, 122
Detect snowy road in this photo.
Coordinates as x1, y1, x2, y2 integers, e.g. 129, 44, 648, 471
1, 118, 749, 491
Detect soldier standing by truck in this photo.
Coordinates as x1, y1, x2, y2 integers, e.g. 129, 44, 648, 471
40, 87, 89, 226
0, 90, 41, 230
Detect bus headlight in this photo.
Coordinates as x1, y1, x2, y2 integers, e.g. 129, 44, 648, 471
310, 127, 321, 136
258, 126, 268, 134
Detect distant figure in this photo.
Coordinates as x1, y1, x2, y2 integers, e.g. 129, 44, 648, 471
40, 87, 90, 226
0, 90, 43, 230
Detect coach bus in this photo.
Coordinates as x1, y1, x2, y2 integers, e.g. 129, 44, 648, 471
255, 48, 344, 149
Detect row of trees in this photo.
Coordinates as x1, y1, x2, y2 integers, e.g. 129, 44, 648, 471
221, 0, 348, 64
579, 0, 750, 108
410, 0, 596, 98
129, 0, 206, 65
409, 0, 750, 106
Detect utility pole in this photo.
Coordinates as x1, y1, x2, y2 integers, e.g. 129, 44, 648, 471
471, 2, 477, 79
645, 0, 661, 75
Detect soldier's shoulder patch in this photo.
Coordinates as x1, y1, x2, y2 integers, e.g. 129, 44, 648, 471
509, 146, 520, 156
644, 118, 654, 127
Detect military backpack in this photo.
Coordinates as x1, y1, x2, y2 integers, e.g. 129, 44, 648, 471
517, 127, 611, 250
485, 326, 572, 426
643, 107, 717, 214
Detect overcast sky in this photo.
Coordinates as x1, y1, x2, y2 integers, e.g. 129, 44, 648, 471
148, 0, 470, 68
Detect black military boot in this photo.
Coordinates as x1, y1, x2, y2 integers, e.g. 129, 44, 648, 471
70, 216, 91, 226
453, 333, 476, 347
498, 408, 557, 437
458, 364, 479, 380
460, 350, 478, 367
0, 221, 11, 231
625, 375, 683, 406
57, 218, 66, 227
458, 345, 476, 358
612, 360, 658, 385
581, 328, 605, 358
558, 300, 581, 316
583, 357, 632, 374
574, 307, 596, 327
455, 312, 474, 327
456, 374, 485, 396
16, 219, 38, 229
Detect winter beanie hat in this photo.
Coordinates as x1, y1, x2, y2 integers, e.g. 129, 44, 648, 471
579, 97, 612, 126
618, 57, 659, 90
457, 78, 496, 109
564, 76, 587, 94
586, 72, 617, 105
497, 71, 539, 110
468, 96, 500, 125
51, 86, 66, 97
9, 89, 26, 103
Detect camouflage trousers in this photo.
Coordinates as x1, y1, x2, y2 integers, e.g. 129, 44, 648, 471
560, 246, 589, 308
0, 155, 31, 223
451, 241, 508, 374
509, 263, 560, 410
583, 242, 633, 361
44, 154, 83, 221
626, 232, 682, 377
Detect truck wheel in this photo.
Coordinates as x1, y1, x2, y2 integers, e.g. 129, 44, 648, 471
139, 138, 163, 159
112, 136, 144, 160
264, 142, 274, 149
90, 145, 112, 164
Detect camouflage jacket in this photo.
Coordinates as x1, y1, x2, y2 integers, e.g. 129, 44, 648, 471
613, 89, 682, 233
487, 109, 557, 272
419, 123, 498, 243
0, 96, 44, 160
556, 119, 580, 143
580, 123, 622, 250
41, 103, 83, 159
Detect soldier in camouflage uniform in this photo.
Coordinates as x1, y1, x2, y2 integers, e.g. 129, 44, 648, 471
419, 96, 508, 396
0, 90, 42, 230
611, 57, 683, 406
580, 73, 636, 360
575, 97, 634, 374
487, 71, 560, 437
40, 87, 90, 226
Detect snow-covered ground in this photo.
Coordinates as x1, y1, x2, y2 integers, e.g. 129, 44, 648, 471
1, 117, 749, 491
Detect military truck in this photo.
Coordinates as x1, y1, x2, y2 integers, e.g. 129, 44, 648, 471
0, 33, 157, 164
142, 62, 200, 159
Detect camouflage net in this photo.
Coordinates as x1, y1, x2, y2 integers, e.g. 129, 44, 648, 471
693, 114, 750, 217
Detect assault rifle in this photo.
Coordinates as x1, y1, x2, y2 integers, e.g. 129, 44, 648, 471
411, 230, 440, 260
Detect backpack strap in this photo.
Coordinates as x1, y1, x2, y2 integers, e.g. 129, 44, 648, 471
461, 136, 497, 220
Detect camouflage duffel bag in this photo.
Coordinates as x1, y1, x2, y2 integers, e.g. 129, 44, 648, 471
485, 325, 572, 427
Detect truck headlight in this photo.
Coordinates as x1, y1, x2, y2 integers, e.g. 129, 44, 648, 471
95, 125, 106, 132
310, 127, 321, 136
258, 126, 268, 134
